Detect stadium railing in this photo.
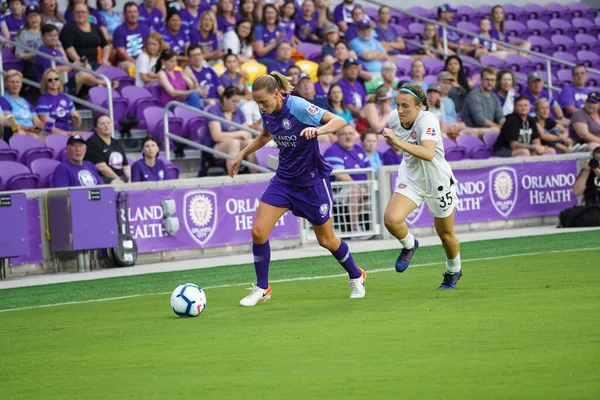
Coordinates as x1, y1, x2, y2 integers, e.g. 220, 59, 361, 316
0, 38, 115, 136
363, 0, 600, 94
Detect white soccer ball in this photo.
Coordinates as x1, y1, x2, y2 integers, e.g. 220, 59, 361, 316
170, 283, 207, 317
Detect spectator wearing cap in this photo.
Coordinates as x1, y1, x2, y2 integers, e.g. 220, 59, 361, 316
375, 6, 405, 56
321, 23, 340, 63
15, 5, 43, 68
493, 96, 555, 157
569, 91, 600, 152
437, 71, 458, 124
357, 85, 393, 135
267, 41, 296, 75
573, 146, 600, 205
113, 2, 150, 72
349, 19, 387, 74
494, 68, 517, 116
85, 115, 131, 184
53, 135, 103, 188
315, 62, 334, 105
344, 5, 372, 43
437, 4, 482, 59
337, 58, 367, 117
131, 136, 170, 182
295, 73, 331, 111
333, 0, 357, 33
558, 64, 593, 118
522, 71, 568, 125
462, 67, 505, 135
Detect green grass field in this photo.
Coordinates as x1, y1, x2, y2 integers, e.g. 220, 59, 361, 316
1, 231, 599, 400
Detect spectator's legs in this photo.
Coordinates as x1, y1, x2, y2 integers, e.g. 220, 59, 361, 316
512, 148, 531, 157
348, 184, 363, 232
241, 138, 259, 172
75, 71, 105, 94
184, 91, 205, 110
215, 139, 242, 173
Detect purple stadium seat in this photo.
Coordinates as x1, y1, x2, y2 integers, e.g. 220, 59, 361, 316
445, 146, 466, 161
552, 51, 578, 65
395, 58, 414, 76
456, 135, 492, 159
423, 75, 438, 85
546, 3, 575, 21
154, 156, 181, 180
548, 19, 578, 39
255, 146, 278, 170
528, 36, 558, 55
456, 6, 479, 22
0, 139, 18, 162
390, 10, 411, 26
390, 23, 408, 36
421, 57, 444, 75
82, 132, 94, 140
30, 158, 60, 188
482, 133, 499, 147
568, 2, 596, 21
145, 82, 161, 100
173, 106, 205, 142
505, 20, 532, 39
480, 55, 505, 69
572, 18, 600, 36
142, 106, 184, 151
0, 161, 39, 191
551, 34, 577, 55
9, 135, 54, 167
297, 42, 321, 61
376, 139, 391, 154
2, 48, 24, 72
577, 50, 600, 67
44, 134, 69, 161
363, 7, 378, 22
574, 33, 599, 51
527, 19, 553, 39
506, 4, 530, 24
556, 69, 573, 85
407, 6, 432, 21
523, 4, 552, 23
96, 65, 135, 89
89, 86, 130, 130
318, 141, 332, 155
408, 22, 425, 39
120, 86, 160, 130
505, 54, 535, 74
456, 21, 479, 34
478, 4, 492, 15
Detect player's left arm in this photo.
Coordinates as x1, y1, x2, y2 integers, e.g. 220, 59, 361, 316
383, 134, 437, 162
301, 111, 347, 139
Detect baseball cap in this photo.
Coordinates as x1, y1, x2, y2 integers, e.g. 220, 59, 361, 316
437, 71, 454, 82
527, 71, 543, 83
357, 19, 371, 29
322, 24, 339, 35
67, 135, 86, 146
586, 91, 600, 103
343, 58, 360, 69
25, 4, 40, 15
427, 83, 442, 93
297, 72, 312, 83
438, 4, 457, 14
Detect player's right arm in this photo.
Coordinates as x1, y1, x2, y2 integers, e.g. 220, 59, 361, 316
229, 128, 273, 177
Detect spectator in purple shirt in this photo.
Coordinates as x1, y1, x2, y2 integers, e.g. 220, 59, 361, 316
278, 0, 298, 45
337, 57, 367, 117
267, 42, 296, 75
160, 11, 189, 59
253, 4, 285, 65
185, 45, 224, 104
139, 0, 164, 33
131, 136, 170, 182
375, 6, 405, 56
558, 64, 593, 118
180, 0, 202, 36
113, 2, 150, 71
53, 135, 103, 187
36, 69, 83, 136
190, 10, 223, 62
5, 0, 26, 42
239, 0, 260, 25
522, 71, 568, 124
315, 61, 334, 104
216, 0, 239, 35
490, 5, 532, 53
333, 0, 356, 33
295, 0, 320, 43
382, 145, 403, 165
220, 52, 250, 97
344, 5, 372, 43
437, 4, 482, 59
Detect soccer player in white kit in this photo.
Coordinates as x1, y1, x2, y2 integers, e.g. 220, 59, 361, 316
381, 84, 462, 289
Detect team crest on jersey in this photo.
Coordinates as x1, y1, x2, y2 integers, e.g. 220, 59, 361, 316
60, 99, 67, 107
158, 170, 165, 180
307, 104, 319, 115
411, 131, 417, 139
426, 127, 436, 136
282, 118, 292, 130
319, 203, 329, 217
205, 72, 211, 79
397, 183, 407, 189
78, 170, 96, 186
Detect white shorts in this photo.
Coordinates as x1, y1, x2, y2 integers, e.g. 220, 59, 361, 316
394, 182, 458, 219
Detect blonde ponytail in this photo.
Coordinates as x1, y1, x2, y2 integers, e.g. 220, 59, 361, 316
252, 71, 295, 94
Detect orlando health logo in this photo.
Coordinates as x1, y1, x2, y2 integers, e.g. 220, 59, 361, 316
183, 190, 218, 246
489, 166, 518, 217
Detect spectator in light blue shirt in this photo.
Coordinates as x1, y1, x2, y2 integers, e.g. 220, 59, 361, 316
349, 20, 387, 74
360, 130, 382, 173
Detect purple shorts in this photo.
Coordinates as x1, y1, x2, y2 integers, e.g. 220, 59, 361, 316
260, 178, 334, 226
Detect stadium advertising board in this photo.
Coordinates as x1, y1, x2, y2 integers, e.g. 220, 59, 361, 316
11, 199, 43, 266
392, 160, 579, 227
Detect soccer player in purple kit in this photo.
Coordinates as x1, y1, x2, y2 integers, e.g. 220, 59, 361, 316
230, 71, 367, 307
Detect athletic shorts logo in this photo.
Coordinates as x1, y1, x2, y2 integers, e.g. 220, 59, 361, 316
282, 118, 292, 130
489, 166, 518, 217
319, 203, 329, 217
183, 190, 218, 246
307, 104, 319, 115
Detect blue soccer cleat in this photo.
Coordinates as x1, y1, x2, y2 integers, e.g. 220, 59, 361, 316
438, 270, 463, 290
395, 239, 419, 273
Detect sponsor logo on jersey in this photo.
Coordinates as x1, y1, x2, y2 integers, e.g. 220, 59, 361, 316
307, 104, 319, 115
426, 127, 436, 136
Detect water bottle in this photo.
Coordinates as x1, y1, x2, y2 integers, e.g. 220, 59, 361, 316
43, 117, 55, 135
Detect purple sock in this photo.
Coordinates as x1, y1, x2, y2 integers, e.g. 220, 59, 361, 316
253, 241, 271, 289
331, 240, 361, 279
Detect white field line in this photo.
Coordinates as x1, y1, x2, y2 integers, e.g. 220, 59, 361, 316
1, 246, 599, 314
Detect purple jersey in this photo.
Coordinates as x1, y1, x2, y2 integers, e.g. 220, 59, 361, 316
558, 84, 593, 116
64, 8, 106, 26
180, 9, 201, 36
490, 24, 509, 43
202, 103, 246, 146
189, 31, 219, 54
375, 25, 400, 55
314, 82, 328, 103
131, 159, 169, 182
295, 14, 318, 42
113, 23, 150, 60
53, 160, 103, 188
337, 78, 367, 110
220, 71, 243, 91
217, 15, 239, 34
254, 24, 283, 62
262, 95, 331, 187
522, 87, 559, 118
323, 142, 371, 181
267, 59, 295, 75
190, 66, 222, 98
35, 46, 70, 81
160, 27, 189, 55
333, 3, 355, 24
333, 61, 342, 75
382, 148, 403, 165
278, 19, 296, 43
438, 24, 461, 43
35, 93, 75, 131
5, 14, 25, 40
138, 6, 164, 33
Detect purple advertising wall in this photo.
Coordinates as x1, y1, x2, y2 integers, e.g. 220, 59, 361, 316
392, 160, 579, 227
11, 199, 43, 266
119, 182, 300, 253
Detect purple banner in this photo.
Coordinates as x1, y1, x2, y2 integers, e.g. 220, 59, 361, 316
391, 160, 579, 227
11, 199, 43, 267
120, 182, 300, 253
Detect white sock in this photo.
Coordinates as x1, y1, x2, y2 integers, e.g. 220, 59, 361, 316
446, 253, 461, 274
399, 232, 415, 250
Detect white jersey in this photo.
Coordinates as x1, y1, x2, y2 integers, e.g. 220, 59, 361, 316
387, 110, 455, 197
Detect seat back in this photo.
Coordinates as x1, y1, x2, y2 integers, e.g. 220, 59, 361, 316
0, 161, 32, 190
45, 134, 69, 160
9, 135, 48, 164
482, 132, 499, 147
30, 159, 61, 188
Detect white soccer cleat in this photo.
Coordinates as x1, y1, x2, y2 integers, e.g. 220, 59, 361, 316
239, 284, 272, 307
349, 268, 367, 299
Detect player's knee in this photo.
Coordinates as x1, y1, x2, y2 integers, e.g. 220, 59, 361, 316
384, 210, 403, 230
251, 225, 269, 242
316, 234, 338, 250
438, 231, 455, 244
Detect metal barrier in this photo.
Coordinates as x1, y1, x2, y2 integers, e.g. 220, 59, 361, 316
163, 101, 270, 173
0, 37, 115, 135
301, 168, 381, 243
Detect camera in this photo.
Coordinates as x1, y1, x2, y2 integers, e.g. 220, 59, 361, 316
590, 158, 599, 170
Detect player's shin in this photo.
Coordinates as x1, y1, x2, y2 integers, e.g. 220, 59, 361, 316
253, 240, 271, 289
330, 240, 361, 279
446, 253, 461, 274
